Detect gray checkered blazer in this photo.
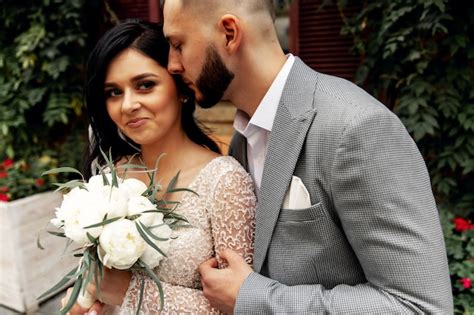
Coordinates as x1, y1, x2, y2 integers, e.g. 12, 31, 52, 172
230, 58, 453, 314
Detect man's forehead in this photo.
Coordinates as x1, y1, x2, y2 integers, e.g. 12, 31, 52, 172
163, 0, 184, 34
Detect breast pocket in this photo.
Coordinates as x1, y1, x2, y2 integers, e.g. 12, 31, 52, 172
277, 202, 325, 223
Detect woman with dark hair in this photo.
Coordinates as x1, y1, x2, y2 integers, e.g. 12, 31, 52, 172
63, 20, 256, 314
83, 19, 220, 178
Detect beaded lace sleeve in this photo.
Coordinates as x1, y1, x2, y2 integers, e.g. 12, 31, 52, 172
119, 158, 256, 314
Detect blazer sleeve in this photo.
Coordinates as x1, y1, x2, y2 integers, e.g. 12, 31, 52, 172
234, 105, 453, 314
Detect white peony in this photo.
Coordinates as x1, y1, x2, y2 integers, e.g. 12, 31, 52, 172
139, 218, 172, 268
127, 195, 161, 226
87, 174, 121, 190
55, 187, 104, 245
93, 185, 129, 219
122, 178, 148, 197
98, 219, 145, 269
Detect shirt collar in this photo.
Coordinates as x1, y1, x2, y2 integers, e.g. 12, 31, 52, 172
234, 54, 295, 136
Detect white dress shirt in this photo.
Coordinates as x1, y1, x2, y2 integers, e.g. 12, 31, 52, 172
233, 54, 295, 191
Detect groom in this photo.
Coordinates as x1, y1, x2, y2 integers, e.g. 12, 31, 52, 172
163, 0, 453, 313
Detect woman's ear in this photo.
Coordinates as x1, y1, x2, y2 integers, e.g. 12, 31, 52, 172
219, 14, 241, 54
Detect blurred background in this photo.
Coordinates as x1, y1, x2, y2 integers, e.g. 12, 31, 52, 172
0, 0, 473, 313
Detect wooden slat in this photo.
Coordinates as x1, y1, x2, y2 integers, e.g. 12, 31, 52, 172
110, 0, 150, 20
0, 192, 78, 313
291, 0, 361, 81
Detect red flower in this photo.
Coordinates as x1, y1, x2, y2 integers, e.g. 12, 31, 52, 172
0, 186, 8, 192
454, 217, 472, 232
3, 159, 13, 169
35, 178, 45, 187
0, 171, 7, 179
459, 278, 472, 289
0, 193, 9, 202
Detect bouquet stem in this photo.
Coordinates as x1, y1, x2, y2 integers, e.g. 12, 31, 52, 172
77, 289, 95, 309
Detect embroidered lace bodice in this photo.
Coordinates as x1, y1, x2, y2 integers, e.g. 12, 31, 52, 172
119, 156, 256, 314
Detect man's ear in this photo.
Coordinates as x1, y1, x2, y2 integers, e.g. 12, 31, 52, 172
219, 14, 241, 54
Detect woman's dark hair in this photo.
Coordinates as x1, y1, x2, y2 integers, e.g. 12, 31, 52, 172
83, 19, 220, 178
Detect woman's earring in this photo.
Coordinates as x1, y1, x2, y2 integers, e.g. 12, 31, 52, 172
117, 128, 141, 152
181, 97, 189, 104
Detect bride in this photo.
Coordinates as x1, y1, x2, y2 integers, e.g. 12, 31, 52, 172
62, 20, 256, 314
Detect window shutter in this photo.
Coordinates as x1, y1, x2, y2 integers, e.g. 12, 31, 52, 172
110, 0, 150, 20
290, 0, 361, 81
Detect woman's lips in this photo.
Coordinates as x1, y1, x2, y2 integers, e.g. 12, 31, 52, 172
127, 118, 147, 128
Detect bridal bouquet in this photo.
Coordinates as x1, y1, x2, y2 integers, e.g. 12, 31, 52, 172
38, 151, 191, 315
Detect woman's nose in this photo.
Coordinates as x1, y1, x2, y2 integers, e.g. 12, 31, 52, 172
121, 91, 140, 113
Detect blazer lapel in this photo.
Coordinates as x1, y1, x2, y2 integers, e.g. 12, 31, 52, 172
228, 132, 248, 172
253, 58, 318, 272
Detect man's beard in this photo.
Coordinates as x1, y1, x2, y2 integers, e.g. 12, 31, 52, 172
195, 45, 234, 108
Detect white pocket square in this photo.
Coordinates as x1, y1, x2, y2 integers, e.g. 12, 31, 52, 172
282, 176, 311, 209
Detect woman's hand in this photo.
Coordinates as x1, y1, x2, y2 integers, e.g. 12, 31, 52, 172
60, 267, 132, 314
61, 287, 103, 315
89, 267, 132, 306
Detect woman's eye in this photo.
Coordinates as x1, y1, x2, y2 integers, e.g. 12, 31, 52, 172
137, 81, 155, 90
172, 43, 181, 52
105, 88, 121, 98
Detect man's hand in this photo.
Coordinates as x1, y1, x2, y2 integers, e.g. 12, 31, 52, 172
198, 249, 253, 314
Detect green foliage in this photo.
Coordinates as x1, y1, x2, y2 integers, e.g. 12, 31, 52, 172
440, 207, 474, 313
0, 0, 90, 199
341, 0, 474, 209
0, 156, 59, 201
339, 1, 474, 312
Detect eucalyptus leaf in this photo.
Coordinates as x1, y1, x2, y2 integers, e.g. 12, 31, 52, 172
53, 180, 87, 191
48, 230, 66, 238
84, 216, 123, 229
37, 266, 78, 300
36, 234, 45, 250
139, 221, 170, 241
41, 167, 84, 178
135, 222, 167, 257
86, 232, 97, 244
136, 278, 146, 315
166, 187, 199, 196
139, 260, 165, 311
60, 274, 83, 315
166, 171, 180, 193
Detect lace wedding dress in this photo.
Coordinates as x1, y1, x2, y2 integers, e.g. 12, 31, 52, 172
115, 156, 256, 314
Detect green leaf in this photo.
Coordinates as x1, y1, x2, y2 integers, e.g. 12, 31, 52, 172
94, 262, 103, 302
86, 232, 97, 244
42, 167, 84, 178
110, 156, 119, 188
166, 171, 180, 193
147, 153, 166, 183
136, 278, 146, 315
53, 182, 87, 192
135, 222, 168, 257
100, 169, 110, 186
118, 164, 148, 170
60, 274, 83, 315
139, 221, 170, 242
139, 260, 164, 311
47, 230, 66, 238
36, 234, 45, 250
166, 187, 199, 196
37, 266, 78, 300
84, 216, 123, 229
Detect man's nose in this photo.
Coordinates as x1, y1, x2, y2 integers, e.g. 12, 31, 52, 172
168, 50, 183, 74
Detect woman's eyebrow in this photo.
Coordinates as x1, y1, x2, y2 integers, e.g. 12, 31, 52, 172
104, 73, 159, 87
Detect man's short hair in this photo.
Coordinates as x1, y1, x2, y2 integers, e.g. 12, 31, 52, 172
175, 0, 276, 22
